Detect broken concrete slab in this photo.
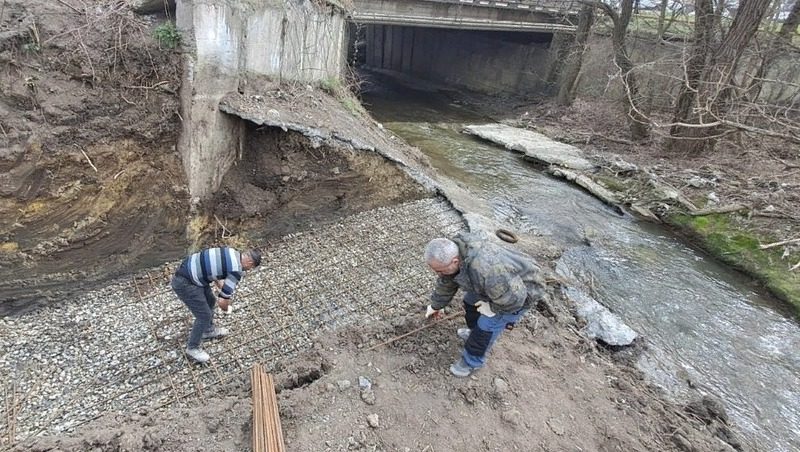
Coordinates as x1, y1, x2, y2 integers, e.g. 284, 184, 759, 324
564, 287, 637, 346
566, 285, 638, 346
556, 259, 637, 346
546, 167, 621, 209
217, 89, 509, 235
463, 124, 596, 171
218, 91, 438, 192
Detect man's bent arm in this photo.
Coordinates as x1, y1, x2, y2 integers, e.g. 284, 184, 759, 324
430, 276, 459, 310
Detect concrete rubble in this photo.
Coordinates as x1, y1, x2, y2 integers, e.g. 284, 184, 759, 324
463, 124, 596, 171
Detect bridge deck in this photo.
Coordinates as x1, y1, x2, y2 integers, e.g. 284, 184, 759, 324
351, 0, 580, 32
423, 0, 581, 14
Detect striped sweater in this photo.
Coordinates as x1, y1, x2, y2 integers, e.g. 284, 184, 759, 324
181, 247, 244, 299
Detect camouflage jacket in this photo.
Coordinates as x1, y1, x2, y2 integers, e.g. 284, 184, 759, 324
430, 232, 544, 314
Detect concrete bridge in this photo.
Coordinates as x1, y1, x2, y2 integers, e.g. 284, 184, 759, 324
350, 0, 581, 32
175, 0, 579, 202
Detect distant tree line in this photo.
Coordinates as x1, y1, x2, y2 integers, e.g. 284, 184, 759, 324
552, 0, 800, 151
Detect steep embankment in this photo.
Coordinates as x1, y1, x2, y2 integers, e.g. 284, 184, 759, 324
0, 0, 189, 315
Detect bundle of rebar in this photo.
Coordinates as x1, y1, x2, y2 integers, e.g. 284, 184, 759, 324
251, 364, 285, 452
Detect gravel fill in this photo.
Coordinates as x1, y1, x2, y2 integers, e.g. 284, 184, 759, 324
0, 198, 463, 443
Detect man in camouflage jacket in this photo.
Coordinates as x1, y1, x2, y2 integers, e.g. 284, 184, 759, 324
424, 232, 544, 377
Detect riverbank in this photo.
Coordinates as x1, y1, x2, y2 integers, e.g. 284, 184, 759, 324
0, 3, 772, 448
475, 97, 800, 315
359, 72, 800, 315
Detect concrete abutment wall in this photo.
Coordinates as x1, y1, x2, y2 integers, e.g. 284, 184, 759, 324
176, 0, 346, 202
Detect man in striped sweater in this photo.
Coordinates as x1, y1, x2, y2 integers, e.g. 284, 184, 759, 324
171, 247, 262, 363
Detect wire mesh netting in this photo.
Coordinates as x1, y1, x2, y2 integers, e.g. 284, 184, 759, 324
0, 197, 464, 444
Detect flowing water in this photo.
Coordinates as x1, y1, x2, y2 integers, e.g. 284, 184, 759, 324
362, 79, 800, 451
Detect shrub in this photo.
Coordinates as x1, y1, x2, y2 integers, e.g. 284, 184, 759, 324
154, 22, 181, 49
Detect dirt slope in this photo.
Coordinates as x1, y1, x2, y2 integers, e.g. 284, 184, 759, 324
0, 0, 187, 315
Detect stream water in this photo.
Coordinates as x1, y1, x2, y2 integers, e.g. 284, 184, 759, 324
362, 79, 800, 451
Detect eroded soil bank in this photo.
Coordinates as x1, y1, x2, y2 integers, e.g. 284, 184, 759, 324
205, 122, 429, 246
0, 0, 187, 315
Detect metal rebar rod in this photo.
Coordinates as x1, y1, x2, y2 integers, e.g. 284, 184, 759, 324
365, 312, 462, 351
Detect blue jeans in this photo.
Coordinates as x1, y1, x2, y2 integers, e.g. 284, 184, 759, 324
171, 274, 216, 349
462, 292, 528, 369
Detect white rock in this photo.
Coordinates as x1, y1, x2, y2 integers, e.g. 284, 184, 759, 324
366, 413, 380, 428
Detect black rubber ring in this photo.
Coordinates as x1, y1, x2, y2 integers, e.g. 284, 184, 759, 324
496, 229, 518, 243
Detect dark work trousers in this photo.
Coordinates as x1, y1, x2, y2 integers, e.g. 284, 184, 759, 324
171, 274, 217, 349
462, 292, 528, 369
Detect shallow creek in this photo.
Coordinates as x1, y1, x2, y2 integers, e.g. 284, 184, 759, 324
362, 81, 800, 451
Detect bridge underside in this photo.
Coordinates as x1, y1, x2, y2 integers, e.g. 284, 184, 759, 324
348, 0, 576, 95
349, 23, 557, 96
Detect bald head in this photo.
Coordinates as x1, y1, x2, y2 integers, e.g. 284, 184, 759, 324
424, 238, 460, 276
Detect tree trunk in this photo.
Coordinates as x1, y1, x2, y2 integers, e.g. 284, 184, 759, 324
544, 33, 574, 94
613, 0, 650, 140
669, 0, 772, 153
749, 0, 800, 100
669, 0, 714, 143
557, 5, 595, 105
712, 0, 729, 44
589, 0, 650, 140
657, 0, 669, 39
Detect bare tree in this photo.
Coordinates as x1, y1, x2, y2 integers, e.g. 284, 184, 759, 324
585, 0, 651, 140
668, 0, 774, 153
657, 0, 687, 39
544, 33, 574, 93
747, 0, 800, 100
712, 0, 730, 44
669, 0, 715, 145
557, 5, 595, 105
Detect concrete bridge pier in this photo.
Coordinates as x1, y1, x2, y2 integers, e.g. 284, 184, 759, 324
175, 0, 347, 203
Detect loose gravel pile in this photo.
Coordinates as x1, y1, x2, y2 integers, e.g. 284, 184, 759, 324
0, 198, 463, 444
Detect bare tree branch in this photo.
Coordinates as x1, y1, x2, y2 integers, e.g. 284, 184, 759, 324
760, 237, 800, 249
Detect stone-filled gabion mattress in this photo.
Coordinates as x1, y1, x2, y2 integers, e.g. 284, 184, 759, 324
0, 197, 464, 443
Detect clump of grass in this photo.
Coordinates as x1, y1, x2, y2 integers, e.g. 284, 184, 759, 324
341, 97, 367, 116
154, 22, 181, 49
595, 175, 628, 193
320, 77, 342, 96
670, 213, 800, 312
319, 76, 367, 117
